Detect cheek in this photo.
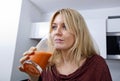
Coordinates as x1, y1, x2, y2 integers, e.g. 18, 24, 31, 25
65, 35, 75, 48
68, 37, 75, 47
50, 32, 54, 39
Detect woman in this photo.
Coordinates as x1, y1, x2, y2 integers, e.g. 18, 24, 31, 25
19, 8, 112, 81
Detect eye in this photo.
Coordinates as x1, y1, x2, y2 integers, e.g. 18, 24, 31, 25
63, 25, 67, 30
52, 25, 57, 30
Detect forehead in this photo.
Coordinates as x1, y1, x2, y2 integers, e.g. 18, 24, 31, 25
53, 14, 64, 22
51, 15, 65, 27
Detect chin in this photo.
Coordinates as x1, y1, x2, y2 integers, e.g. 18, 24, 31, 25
55, 48, 61, 50
54, 45, 66, 50
55, 47, 63, 50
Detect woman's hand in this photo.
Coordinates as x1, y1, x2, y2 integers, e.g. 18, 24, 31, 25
19, 47, 37, 64
19, 47, 40, 81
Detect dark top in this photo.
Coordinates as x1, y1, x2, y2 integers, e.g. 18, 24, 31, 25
39, 54, 112, 81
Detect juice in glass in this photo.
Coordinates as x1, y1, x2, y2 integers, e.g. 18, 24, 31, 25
23, 51, 52, 75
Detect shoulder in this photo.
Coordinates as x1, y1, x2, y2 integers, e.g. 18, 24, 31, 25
90, 54, 105, 62
83, 54, 110, 75
92, 54, 105, 60
86, 54, 108, 68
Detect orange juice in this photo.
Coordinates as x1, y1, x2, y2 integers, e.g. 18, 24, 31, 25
23, 51, 52, 74
29, 51, 52, 69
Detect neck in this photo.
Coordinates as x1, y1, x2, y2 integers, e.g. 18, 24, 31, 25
55, 57, 86, 75
61, 50, 70, 63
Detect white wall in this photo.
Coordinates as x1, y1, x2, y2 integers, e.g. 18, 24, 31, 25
0, 0, 22, 81
10, 0, 43, 81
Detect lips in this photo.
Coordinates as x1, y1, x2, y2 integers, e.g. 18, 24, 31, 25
54, 39, 64, 43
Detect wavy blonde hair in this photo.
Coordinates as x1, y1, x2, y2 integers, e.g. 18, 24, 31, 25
47, 8, 99, 66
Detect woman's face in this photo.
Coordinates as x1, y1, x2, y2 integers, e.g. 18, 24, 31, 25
50, 14, 75, 51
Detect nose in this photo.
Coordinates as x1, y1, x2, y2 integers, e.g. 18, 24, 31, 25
55, 26, 62, 35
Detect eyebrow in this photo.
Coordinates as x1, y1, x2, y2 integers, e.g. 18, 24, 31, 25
52, 23, 56, 25
52, 22, 65, 26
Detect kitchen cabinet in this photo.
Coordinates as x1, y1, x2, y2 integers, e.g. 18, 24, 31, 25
30, 22, 50, 39
107, 17, 120, 32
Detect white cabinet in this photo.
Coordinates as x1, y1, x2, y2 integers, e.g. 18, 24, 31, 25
30, 22, 49, 39
85, 19, 106, 58
107, 18, 120, 32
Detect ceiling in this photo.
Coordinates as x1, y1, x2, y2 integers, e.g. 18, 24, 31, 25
30, 0, 120, 13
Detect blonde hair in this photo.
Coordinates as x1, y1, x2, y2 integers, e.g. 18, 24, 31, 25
48, 8, 98, 66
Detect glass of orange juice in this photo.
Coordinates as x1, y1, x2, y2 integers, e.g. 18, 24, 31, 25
23, 51, 52, 75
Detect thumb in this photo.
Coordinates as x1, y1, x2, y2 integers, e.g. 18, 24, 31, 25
18, 65, 25, 72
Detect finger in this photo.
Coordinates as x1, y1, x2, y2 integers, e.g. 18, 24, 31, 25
29, 47, 37, 51
18, 65, 25, 72
26, 66, 41, 77
23, 47, 37, 56
23, 51, 34, 56
19, 55, 29, 64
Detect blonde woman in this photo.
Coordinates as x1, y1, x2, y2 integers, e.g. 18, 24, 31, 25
19, 8, 112, 81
